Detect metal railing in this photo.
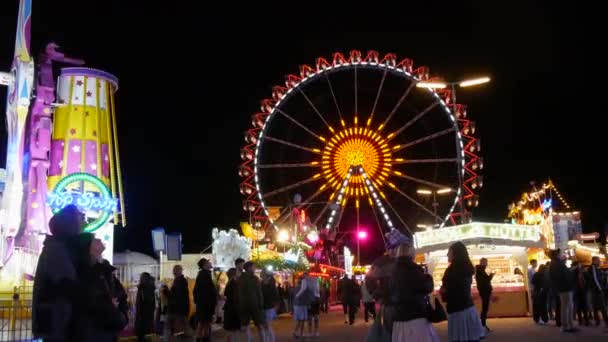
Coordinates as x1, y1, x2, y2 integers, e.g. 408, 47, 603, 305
0, 287, 33, 342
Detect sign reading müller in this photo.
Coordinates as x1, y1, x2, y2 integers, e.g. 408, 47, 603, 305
47, 172, 118, 232
414, 223, 542, 250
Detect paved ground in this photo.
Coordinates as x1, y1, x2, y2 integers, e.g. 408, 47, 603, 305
214, 305, 608, 341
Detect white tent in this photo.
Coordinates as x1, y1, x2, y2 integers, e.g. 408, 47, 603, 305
113, 251, 159, 285
114, 250, 157, 265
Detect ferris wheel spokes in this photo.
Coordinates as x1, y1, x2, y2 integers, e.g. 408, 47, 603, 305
262, 136, 321, 154
296, 87, 334, 132
275, 107, 324, 141
257, 163, 321, 169
392, 127, 457, 153
392, 158, 458, 165
388, 100, 440, 141
262, 175, 322, 199
391, 172, 452, 190
387, 183, 443, 221
324, 73, 344, 123
380, 82, 416, 130
368, 68, 389, 126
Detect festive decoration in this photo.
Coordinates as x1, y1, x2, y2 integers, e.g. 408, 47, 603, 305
239, 50, 477, 240
212, 228, 252, 270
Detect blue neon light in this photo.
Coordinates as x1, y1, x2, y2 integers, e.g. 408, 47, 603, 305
47, 191, 118, 213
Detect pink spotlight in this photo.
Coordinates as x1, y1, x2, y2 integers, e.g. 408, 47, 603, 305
357, 230, 368, 240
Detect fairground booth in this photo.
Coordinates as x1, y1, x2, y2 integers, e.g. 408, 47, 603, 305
414, 222, 543, 317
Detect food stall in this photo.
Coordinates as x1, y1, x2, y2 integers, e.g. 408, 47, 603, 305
414, 222, 543, 317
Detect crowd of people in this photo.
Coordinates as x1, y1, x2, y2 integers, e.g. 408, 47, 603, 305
529, 251, 608, 332
30, 205, 608, 342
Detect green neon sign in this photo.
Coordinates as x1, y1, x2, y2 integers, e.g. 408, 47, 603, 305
47, 173, 117, 232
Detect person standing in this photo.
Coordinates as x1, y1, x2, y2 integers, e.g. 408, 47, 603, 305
237, 261, 266, 341
168, 265, 191, 341
532, 265, 549, 324
193, 258, 218, 342
135, 272, 156, 342
223, 268, 241, 342
441, 242, 484, 342
389, 235, 439, 342
73, 238, 129, 342
158, 284, 171, 341
292, 278, 307, 338
32, 205, 86, 342
320, 281, 330, 313
338, 274, 357, 324
361, 280, 376, 323
235, 258, 245, 278
587, 256, 608, 327
549, 251, 577, 333
572, 262, 590, 326
303, 274, 321, 337
475, 258, 495, 332
261, 270, 279, 341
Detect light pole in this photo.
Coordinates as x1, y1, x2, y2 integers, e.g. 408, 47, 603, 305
416, 188, 453, 225
356, 230, 367, 266
417, 77, 490, 223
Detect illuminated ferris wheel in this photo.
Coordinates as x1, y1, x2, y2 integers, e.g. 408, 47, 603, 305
239, 51, 483, 237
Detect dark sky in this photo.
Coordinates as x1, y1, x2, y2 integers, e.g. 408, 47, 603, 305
0, 2, 605, 261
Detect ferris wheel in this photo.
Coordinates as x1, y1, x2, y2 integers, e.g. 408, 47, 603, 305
239, 51, 482, 238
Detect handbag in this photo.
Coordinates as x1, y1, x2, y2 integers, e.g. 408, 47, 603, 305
426, 296, 447, 323
366, 306, 390, 342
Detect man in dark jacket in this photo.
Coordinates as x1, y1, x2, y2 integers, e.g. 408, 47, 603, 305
168, 265, 190, 339
549, 252, 577, 333
32, 205, 85, 342
475, 258, 495, 331
193, 258, 217, 342
338, 274, 353, 324
237, 261, 266, 341
587, 256, 608, 327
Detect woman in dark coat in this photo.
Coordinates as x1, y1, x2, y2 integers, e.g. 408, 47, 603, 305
193, 258, 218, 342
223, 268, 241, 341
441, 241, 484, 342
135, 272, 156, 342
74, 238, 129, 342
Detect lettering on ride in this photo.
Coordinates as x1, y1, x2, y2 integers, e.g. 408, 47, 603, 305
414, 223, 541, 248
47, 191, 118, 213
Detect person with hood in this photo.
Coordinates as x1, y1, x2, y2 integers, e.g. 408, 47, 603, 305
168, 265, 191, 340
237, 261, 266, 341
135, 272, 156, 342
549, 250, 577, 333
389, 232, 439, 342
73, 238, 129, 341
193, 258, 218, 342
441, 241, 484, 342
32, 204, 85, 342
475, 258, 495, 332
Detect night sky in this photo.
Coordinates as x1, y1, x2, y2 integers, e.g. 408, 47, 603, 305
0, 2, 605, 262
